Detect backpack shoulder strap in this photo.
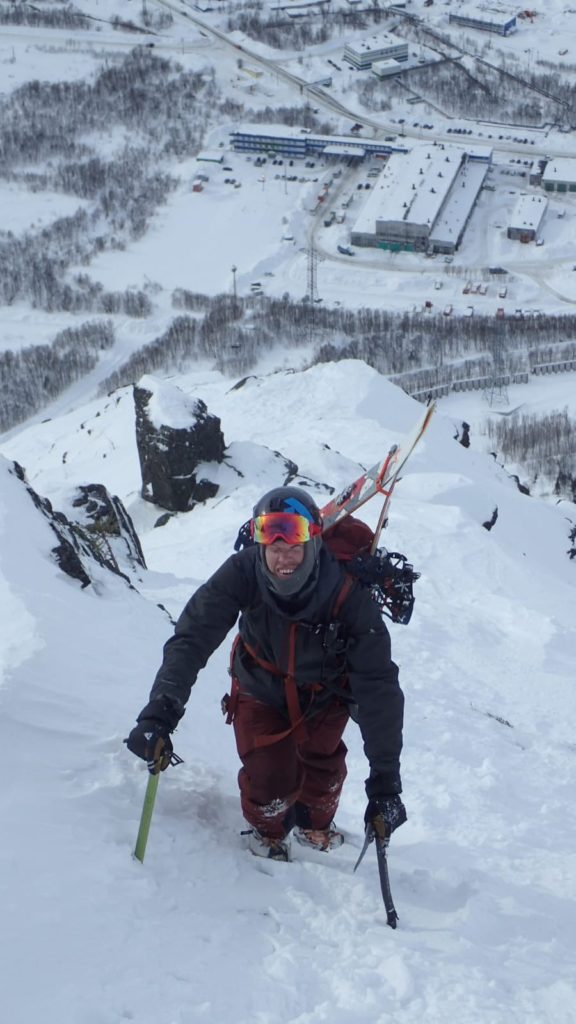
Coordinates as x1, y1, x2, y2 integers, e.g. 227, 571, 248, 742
331, 572, 355, 619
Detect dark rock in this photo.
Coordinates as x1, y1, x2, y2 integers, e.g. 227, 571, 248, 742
459, 421, 470, 448
510, 474, 530, 496
69, 483, 146, 571
134, 378, 225, 512
482, 507, 498, 531
9, 461, 132, 588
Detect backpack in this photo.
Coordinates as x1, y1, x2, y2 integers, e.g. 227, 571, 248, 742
234, 514, 419, 625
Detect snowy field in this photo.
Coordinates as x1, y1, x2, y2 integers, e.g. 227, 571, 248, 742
1, 358, 576, 1024
2, 0, 576, 333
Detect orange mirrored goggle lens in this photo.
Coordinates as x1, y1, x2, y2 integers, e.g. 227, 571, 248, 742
251, 512, 322, 545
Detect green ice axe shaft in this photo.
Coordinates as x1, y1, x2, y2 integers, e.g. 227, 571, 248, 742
133, 770, 160, 864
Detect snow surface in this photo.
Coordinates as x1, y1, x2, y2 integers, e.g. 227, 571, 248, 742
1, 359, 576, 1024
1, 4, 576, 1020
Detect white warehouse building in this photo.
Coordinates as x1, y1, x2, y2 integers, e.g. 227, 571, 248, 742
542, 158, 576, 193
343, 33, 408, 70
507, 194, 548, 241
350, 144, 491, 254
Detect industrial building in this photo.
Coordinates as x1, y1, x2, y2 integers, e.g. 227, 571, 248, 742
449, 6, 516, 35
343, 33, 408, 70
230, 125, 408, 160
350, 144, 491, 254
541, 158, 576, 192
507, 194, 548, 241
372, 58, 406, 79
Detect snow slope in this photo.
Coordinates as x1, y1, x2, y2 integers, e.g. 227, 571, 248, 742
1, 360, 575, 1024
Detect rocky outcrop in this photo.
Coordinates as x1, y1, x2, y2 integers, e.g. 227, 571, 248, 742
10, 462, 142, 589
134, 376, 225, 512
69, 483, 146, 573
482, 507, 499, 531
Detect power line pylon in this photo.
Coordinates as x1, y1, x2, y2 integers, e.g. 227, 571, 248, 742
306, 244, 319, 304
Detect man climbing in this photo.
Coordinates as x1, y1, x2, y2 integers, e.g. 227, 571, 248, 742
126, 486, 406, 861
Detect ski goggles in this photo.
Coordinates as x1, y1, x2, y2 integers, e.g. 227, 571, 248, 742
251, 512, 322, 546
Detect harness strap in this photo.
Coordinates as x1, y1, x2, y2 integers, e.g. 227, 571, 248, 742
224, 634, 242, 724
226, 577, 355, 747
228, 629, 312, 748
252, 622, 310, 748
242, 638, 282, 676
331, 573, 355, 618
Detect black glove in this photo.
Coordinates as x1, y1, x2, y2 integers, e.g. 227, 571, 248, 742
124, 697, 182, 774
364, 794, 407, 839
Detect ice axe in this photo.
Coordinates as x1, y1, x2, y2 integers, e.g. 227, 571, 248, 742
133, 740, 183, 864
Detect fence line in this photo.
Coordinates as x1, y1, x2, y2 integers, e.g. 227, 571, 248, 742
532, 359, 576, 375
393, 361, 576, 401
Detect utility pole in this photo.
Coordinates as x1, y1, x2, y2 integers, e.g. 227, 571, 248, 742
231, 264, 238, 312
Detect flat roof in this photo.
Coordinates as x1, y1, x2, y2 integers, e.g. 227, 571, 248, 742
372, 58, 403, 71
196, 150, 223, 162
509, 193, 548, 230
464, 144, 493, 160
430, 161, 488, 245
322, 144, 366, 156
542, 158, 576, 182
450, 4, 516, 25
351, 145, 463, 235
344, 32, 407, 55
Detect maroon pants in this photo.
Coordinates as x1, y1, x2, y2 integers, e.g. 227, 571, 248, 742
232, 693, 349, 839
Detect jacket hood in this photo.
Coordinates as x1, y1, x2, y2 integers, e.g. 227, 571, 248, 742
255, 544, 343, 621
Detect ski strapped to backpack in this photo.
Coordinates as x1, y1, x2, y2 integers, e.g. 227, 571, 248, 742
320, 401, 436, 531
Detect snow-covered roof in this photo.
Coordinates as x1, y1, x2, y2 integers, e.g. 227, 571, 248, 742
196, 150, 223, 163
464, 144, 494, 161
372, 58, 403, 74
430, 161, 489, 246
542, 158, 576, 184
509, 193, 548, 231
351, 145, 463, 235
344, 32, 406, 55
322, 144, 366, 156
450, 3, 516, 26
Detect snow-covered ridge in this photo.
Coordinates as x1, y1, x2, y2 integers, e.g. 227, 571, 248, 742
1, 359, 575, 1023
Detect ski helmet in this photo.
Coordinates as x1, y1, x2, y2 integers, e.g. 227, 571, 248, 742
253, 486, 322, 528
252, 486, 323, 598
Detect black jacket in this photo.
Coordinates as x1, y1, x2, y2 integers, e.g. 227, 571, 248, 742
149, 545, 404, 795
